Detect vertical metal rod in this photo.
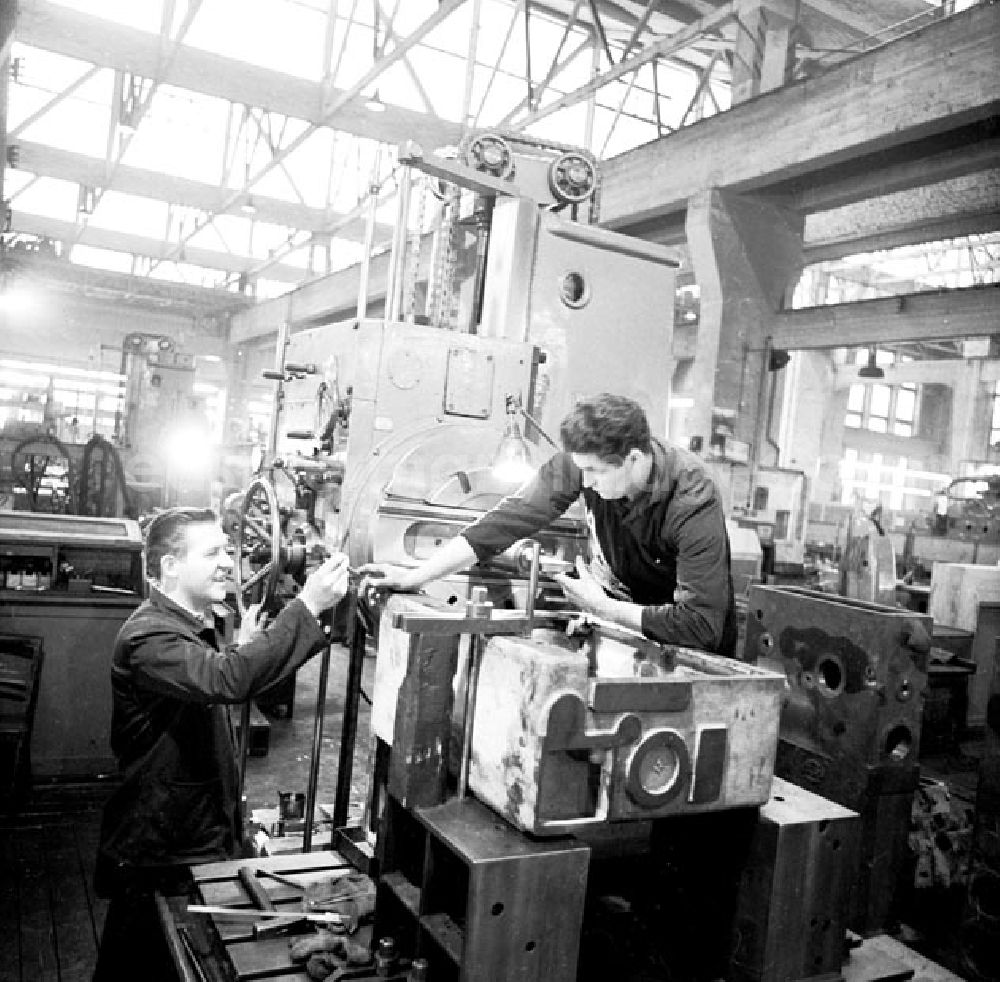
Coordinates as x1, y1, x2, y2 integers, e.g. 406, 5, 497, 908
333, 597, 366, 830
237, 698, 252, 817
461, 0, 482, 132
385, 167, 413, 323
302, 637, 332, 853
468, 200, 493, 333
584, 33, 600, 150
356, 151, 381, 320
267, 320, 290, 466
523, 0, 534, 109
525, 539, 541, 628
458, 634, 483, 799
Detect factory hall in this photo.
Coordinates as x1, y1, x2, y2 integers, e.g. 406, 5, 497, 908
0, 1, 998, 980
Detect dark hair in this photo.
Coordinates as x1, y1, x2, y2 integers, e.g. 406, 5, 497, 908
559, 393, 652, 462
144, 507, 218, 580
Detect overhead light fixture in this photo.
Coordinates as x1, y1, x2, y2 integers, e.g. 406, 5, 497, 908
858, 346, 885, 380
492, 394, 536, 484
365, 89, 386, 113
491, 394, 561, 484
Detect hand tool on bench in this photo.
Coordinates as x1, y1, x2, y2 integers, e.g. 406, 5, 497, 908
255, 867, 308, 891
237, 864, 311, 938
186, 905, 347, 928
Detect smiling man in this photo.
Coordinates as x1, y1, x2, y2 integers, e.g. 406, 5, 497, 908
361, 392, 736, 657
93, 507, 350, 982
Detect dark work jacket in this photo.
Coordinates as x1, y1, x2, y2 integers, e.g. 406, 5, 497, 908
462, 439, 736, 657
95, 589, 325, 894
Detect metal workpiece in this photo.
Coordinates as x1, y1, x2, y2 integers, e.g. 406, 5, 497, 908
745, 584, 931, 779
471, 634, 785, 834
744, 584, 932, 935
373, 590, 785, 835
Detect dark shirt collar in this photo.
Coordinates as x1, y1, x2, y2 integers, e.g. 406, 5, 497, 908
619, 438, 672, 521
148, 583, 215, 632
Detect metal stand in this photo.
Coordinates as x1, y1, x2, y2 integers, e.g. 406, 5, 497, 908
333, 595, 367, 830
302, 630, 332, 853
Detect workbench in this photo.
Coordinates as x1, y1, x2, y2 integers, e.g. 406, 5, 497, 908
158, 850, 378, 982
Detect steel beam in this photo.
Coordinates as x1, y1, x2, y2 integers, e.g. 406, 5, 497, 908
511, 0, 739, 128
12, 212, 308, 282
17, 0, 463, 150
4, 248, 251, 316
10, 143, 394, 240
229, 231, 436, 342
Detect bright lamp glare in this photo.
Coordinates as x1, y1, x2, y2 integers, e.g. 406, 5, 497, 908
0, 290, 34, 314
163, 425, 214, 476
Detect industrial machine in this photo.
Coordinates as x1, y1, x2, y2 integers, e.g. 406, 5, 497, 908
0, 510, 144, 779
232, 133, 677, 616
371, 590, 787, 982
197, 139, 874, 982
901, 474, 1000, 578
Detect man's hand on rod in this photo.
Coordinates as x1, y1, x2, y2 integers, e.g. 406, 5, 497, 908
299, 553, 351, 616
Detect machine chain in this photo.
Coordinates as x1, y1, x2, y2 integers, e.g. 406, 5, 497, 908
427, 183, 461, 330
402, 176, 430, 323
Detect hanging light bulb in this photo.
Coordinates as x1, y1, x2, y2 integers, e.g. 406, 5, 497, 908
492, 394, 536, 484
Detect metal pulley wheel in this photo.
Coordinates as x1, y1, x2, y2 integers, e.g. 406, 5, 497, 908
548, 151, 597, 205
465, 133, 514, 180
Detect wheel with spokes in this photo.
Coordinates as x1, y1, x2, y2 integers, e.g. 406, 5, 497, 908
233, 477, 282, 617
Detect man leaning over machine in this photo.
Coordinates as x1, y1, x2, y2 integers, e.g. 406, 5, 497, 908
362, 392, 737, 657
92, 506, 351, 982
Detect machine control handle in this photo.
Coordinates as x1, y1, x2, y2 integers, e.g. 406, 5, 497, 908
285, 362, 317, 374
262, 370, 285, 381
286, 430, 315, 440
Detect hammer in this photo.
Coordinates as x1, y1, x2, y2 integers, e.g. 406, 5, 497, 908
237, 865, 308, 939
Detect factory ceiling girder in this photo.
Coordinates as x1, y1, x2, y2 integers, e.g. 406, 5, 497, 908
767, 284, 1000, 352
15, 0, 465, 151
3, 248, 249, 320
599, 2, 1000, 230
802, 171, 1000, 264
12, 213, 308, 284
229, 231, 437, 344
10, 141, 394, 242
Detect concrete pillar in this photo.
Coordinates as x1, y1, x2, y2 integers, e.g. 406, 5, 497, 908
684, 188, 804, 462
729, 0, 800, 104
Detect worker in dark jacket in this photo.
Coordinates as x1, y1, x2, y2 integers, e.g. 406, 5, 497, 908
362, 392, 736, 657
92, 506, 349, 982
